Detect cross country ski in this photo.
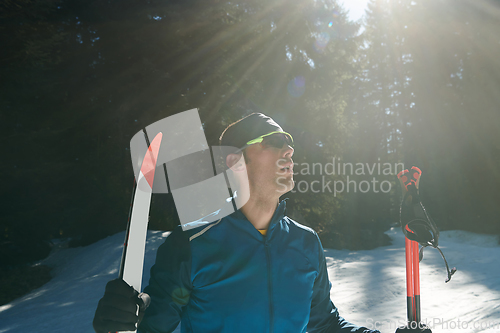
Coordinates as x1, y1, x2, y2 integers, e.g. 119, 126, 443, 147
119, 132, 163, 297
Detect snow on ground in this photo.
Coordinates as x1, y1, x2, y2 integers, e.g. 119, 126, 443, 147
0, 228, 499, 333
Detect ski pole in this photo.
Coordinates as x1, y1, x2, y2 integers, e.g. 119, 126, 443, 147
405, 237, 422, 326
399, 167, 423, 327
405, 236, 416, 324
398, 166, 457, 332
412, 239, 421, 324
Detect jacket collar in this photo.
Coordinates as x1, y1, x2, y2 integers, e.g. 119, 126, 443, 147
229, 199, 288, 240
270, 199, 287, 226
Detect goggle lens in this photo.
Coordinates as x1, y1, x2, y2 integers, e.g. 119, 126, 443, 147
262, 133, 294, 149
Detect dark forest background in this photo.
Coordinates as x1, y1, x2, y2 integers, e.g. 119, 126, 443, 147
1, 0, 499, 300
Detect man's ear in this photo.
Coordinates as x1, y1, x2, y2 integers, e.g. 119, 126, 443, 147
226, 153, 245, 171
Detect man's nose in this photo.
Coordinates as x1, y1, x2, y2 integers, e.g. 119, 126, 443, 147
282, 144, 294, 158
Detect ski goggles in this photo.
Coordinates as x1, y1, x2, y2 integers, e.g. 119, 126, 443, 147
245, 131, 294, 149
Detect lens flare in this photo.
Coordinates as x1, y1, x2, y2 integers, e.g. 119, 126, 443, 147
287, 76, 306, 97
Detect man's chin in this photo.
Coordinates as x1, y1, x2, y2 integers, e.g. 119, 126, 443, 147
277, 179, 294, 195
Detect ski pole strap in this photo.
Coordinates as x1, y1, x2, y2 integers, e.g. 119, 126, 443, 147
401, 188, 439, 247
398, 168, 457, 283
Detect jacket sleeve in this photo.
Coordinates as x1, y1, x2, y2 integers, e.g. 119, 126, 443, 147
307, 233, 380, 333
138, 226, 192, 333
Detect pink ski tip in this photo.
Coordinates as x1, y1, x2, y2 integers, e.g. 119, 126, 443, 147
140, 132, 163, 189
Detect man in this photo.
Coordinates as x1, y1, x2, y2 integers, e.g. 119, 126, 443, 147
93, 113, 381, 333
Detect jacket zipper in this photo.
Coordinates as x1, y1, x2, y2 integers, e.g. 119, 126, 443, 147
264, 240, 274, 333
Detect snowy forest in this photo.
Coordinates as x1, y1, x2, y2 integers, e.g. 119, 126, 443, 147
1, 0, 499, 307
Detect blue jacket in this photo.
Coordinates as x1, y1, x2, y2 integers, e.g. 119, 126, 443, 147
138, 200, 379, 333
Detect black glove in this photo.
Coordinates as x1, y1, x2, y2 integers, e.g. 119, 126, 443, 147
93, 278, 151, 333
395, 323, 432, 333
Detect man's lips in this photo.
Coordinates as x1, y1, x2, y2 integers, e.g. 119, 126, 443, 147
279, 162, 293, 173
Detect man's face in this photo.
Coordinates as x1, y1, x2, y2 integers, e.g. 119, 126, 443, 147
242, 135, 294, 198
